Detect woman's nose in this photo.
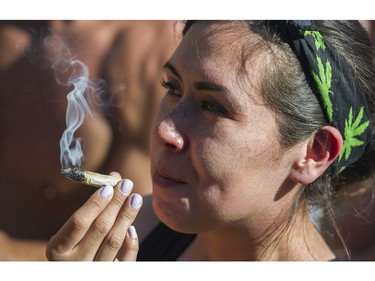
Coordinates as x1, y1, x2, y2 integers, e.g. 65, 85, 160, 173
156, 118, 184, 151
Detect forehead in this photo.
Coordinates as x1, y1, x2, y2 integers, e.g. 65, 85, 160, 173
183, 21, 248, 65
173, 21, 265, 100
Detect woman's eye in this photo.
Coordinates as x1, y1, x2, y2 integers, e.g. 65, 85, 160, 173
160, 79, 181, 97
201, 99, 227, 116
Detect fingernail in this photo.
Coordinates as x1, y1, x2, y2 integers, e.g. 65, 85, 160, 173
120, 179, 133, 196
100, 185, 114, 199
128, 225, 138, 239
130, 194, 142, 209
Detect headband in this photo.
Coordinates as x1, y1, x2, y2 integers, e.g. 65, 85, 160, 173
269, 20, 373, 174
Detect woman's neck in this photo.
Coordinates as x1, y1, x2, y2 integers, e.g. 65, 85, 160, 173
178, 212, 335, 261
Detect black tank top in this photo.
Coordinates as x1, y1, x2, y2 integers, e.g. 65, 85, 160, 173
137, 222, 196, 261
137, 222, 341, 261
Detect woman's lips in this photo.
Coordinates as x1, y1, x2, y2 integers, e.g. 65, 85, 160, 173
152, 170, 187, 187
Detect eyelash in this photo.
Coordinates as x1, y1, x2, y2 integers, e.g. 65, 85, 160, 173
160, 79, 227, 116
201, 100, 227, 115
160, 79, 181, 97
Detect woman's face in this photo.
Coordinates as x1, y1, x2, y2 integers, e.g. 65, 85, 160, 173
150, 21, 296, 233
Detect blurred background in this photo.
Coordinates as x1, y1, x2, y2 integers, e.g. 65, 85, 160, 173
0, 20, 180, 260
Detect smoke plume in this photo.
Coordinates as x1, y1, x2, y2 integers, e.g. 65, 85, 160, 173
44, 34, 94, 168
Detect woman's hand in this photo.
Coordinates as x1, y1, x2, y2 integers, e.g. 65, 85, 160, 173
46, 172, 142, 261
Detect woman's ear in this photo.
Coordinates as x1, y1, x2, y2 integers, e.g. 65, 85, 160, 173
290, 126, 343, 185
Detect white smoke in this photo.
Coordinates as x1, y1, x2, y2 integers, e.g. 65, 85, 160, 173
44, 34, 93, 168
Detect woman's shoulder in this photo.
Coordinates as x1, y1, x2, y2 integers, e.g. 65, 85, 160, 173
133, 194, 160, 242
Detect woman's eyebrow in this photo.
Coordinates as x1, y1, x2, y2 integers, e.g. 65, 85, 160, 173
194, 81, 228, 95
163, 61, 228, 95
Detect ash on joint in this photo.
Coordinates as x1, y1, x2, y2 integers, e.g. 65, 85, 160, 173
61, 167, 85, 181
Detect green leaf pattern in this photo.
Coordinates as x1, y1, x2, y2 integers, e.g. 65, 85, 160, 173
338, 106, 370, 162
303, 30, 370, 171
311, 56, 333, 122
303, 30, 326, 51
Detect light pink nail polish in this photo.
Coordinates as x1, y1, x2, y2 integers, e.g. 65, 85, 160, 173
128, 225, 137, 239
130, 194, 142, 209
100, 185, 114, 199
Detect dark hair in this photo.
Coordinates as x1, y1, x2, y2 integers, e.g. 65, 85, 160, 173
182, 20, 375, 258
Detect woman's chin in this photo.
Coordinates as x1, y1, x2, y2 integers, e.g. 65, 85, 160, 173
152, 195, 196, 233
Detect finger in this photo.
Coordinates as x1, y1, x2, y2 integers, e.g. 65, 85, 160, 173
118, 225, 139, 261
75, 179, 134, 260
46, 185, 114, 260
94, 193, 142, 261
109, 171, 122, 180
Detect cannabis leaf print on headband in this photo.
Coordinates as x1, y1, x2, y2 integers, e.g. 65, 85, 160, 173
311, 56, 333, 122
301, 26, 372, 173
338, 107, 370, 172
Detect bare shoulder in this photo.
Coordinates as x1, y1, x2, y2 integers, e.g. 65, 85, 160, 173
133, 194, 159, 243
